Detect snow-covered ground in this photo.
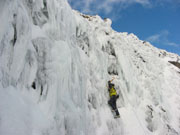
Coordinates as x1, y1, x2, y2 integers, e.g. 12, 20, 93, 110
0, 0, 180, 135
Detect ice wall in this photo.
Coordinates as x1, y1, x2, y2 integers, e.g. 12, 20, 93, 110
0, 0, 180, 135
0, 0, 87, 134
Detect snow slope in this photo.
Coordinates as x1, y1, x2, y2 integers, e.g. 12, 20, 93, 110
0, 0, 180, 135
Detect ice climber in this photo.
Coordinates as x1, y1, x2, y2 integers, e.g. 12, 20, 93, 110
108, 79, 120, 118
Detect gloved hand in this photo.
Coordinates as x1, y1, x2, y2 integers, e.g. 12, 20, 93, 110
116, 94, 119, 99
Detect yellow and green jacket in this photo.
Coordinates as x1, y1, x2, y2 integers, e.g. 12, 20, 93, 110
109, 86, 117, 97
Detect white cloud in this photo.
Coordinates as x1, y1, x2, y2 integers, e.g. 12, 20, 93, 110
146, 34, 161, 43
146, 30, 168, 42
166, 42, 179, 47
68, 0, 180, 17
68, 0, 151, 15
146, 30, 179, 47
156, 0, 180, 5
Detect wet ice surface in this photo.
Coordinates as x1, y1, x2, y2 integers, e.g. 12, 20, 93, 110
0, 0, 180, 135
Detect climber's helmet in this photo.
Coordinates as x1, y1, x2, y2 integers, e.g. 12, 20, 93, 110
108, 81, 114, 88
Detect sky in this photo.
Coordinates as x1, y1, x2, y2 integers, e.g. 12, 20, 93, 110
67, 0, 180, 55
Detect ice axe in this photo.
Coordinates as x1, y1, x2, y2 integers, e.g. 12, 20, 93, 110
109, 76, 116, 83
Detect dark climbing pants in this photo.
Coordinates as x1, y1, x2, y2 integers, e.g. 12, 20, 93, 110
108, 95, 120, 116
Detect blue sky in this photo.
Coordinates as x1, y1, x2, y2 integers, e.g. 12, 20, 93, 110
68, 0, 180, 55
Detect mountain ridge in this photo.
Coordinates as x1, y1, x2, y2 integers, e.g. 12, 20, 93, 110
0, 0, 180, 135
